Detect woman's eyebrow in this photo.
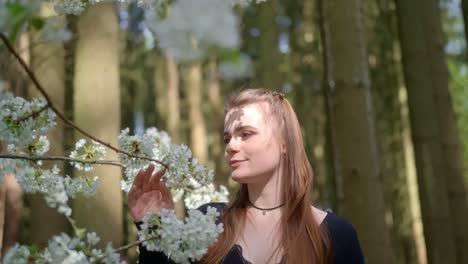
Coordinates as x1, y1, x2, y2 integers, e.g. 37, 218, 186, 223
223, 125, 257, 136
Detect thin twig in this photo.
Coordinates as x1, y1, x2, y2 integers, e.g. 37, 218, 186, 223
0, 32, 168, 169
0, 153, 124, 167
113, 235, 159, 253
16, 105, 48, 123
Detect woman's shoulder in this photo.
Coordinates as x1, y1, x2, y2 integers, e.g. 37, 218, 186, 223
322, 211, 365, 264
322, 211, 358, 237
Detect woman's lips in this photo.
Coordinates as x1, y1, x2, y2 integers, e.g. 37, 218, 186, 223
230, 160, 245, 167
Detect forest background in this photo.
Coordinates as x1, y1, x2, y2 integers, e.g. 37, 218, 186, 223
1, 0, 468, 263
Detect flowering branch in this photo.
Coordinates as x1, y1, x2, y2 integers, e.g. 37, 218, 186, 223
0, 154, 124, 168
15, 105, 49, 123
0, 32, 167, 169
112, 235, 159, 254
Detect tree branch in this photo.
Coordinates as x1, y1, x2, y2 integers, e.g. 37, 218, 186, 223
16, 105, 48, 123
0, 153, 124, 168
112, 235, 159, 253
0, 32, 168, 169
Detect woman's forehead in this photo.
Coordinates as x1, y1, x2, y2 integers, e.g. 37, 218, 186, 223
224, 103, 271, 130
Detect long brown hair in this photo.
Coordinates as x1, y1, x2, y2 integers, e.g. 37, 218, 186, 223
202, 89, 331, 264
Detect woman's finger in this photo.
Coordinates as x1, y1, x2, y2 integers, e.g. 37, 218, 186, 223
134, 164, 154, 190
150, 167, 166, 186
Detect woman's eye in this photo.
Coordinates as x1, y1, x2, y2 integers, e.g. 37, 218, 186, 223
223, 137, 231, 144
241, 132, 252, 138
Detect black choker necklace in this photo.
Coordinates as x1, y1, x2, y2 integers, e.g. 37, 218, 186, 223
248, 200, 285, 215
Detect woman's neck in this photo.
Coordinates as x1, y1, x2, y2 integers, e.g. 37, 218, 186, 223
247, 169, 283, 209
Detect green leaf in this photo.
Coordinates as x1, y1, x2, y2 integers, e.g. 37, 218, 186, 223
219, 48, 241, 62
30, 17, 45, 30
5, 2, 32, 42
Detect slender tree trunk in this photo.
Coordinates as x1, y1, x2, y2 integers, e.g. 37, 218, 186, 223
27, 3, 69, 248
400, 86, 428, 264
72, 2, 123, 246
257, 0, 282, 89
166, 54, 180, 143
430, 2, 468, 263
322, 0, 395, 262
366, 1, 418, 263
461, 0, 468, 62
1, 34, 29, 256
155, 52, 185, 218
286, 0, 331, 208
154, 52, 168, 130
207, 59, 228, 186
185, 63, 208, 164
395, 0, 458, 263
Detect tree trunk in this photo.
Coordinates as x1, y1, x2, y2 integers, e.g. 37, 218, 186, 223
256, 1, 282, 90
26, 3, 69, 248
154, 52, 168, 130
72, 2, 123, 246
1, 33, 29, 256
400, 86, 428, 264
207, 59, 228, 186
167, 54, 180, 143
395, 0, 458, 263
429, 2, 468, 263
322, 0, 395, 262
366, 1, 418, 263
460, 0, 468, 62
185, 63, 208, 164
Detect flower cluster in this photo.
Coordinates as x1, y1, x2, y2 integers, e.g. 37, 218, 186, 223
2, 232, 123, 264
228, 0, 268, 7
7, 135, 50, 157
69, 139, 107, 172
53, 0, 87, 15
146, 0, 240, 61
11, 163, 99, 216
184, 184, 229, 209
119, 127, 161, 192
161, 145, 214, 188
52, 0, 168, 15
0, 88, 56, 146
119, 128, 213, 192
139, 207, 223, 264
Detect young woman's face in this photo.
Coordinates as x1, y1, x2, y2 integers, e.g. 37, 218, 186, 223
223, 103, 283, 183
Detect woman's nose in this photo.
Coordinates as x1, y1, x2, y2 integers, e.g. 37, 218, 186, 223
226, 138, 240, 154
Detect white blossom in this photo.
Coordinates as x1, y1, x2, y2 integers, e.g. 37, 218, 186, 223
0, 89, 56, 146
136, 0, 166, 9
228, 0, 268, 7
184, 184, 229, 209
86, 232, 100, 246
146, 0, 240, 61
69, 139, 106, 172
139, 207, 223, 264
54, 0, 87, 15
64, 176, 100, 198
2, 244, 30, 264
118, 128, 158, 192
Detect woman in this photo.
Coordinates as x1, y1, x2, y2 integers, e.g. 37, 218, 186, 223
129, 89, 364, 264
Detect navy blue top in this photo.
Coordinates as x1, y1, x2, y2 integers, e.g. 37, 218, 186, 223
137, 203, 365, 264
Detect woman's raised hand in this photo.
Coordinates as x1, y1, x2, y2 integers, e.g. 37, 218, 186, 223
128, 164, 175, 222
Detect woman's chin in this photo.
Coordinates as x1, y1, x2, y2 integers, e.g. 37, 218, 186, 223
231, 173, 254, 184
